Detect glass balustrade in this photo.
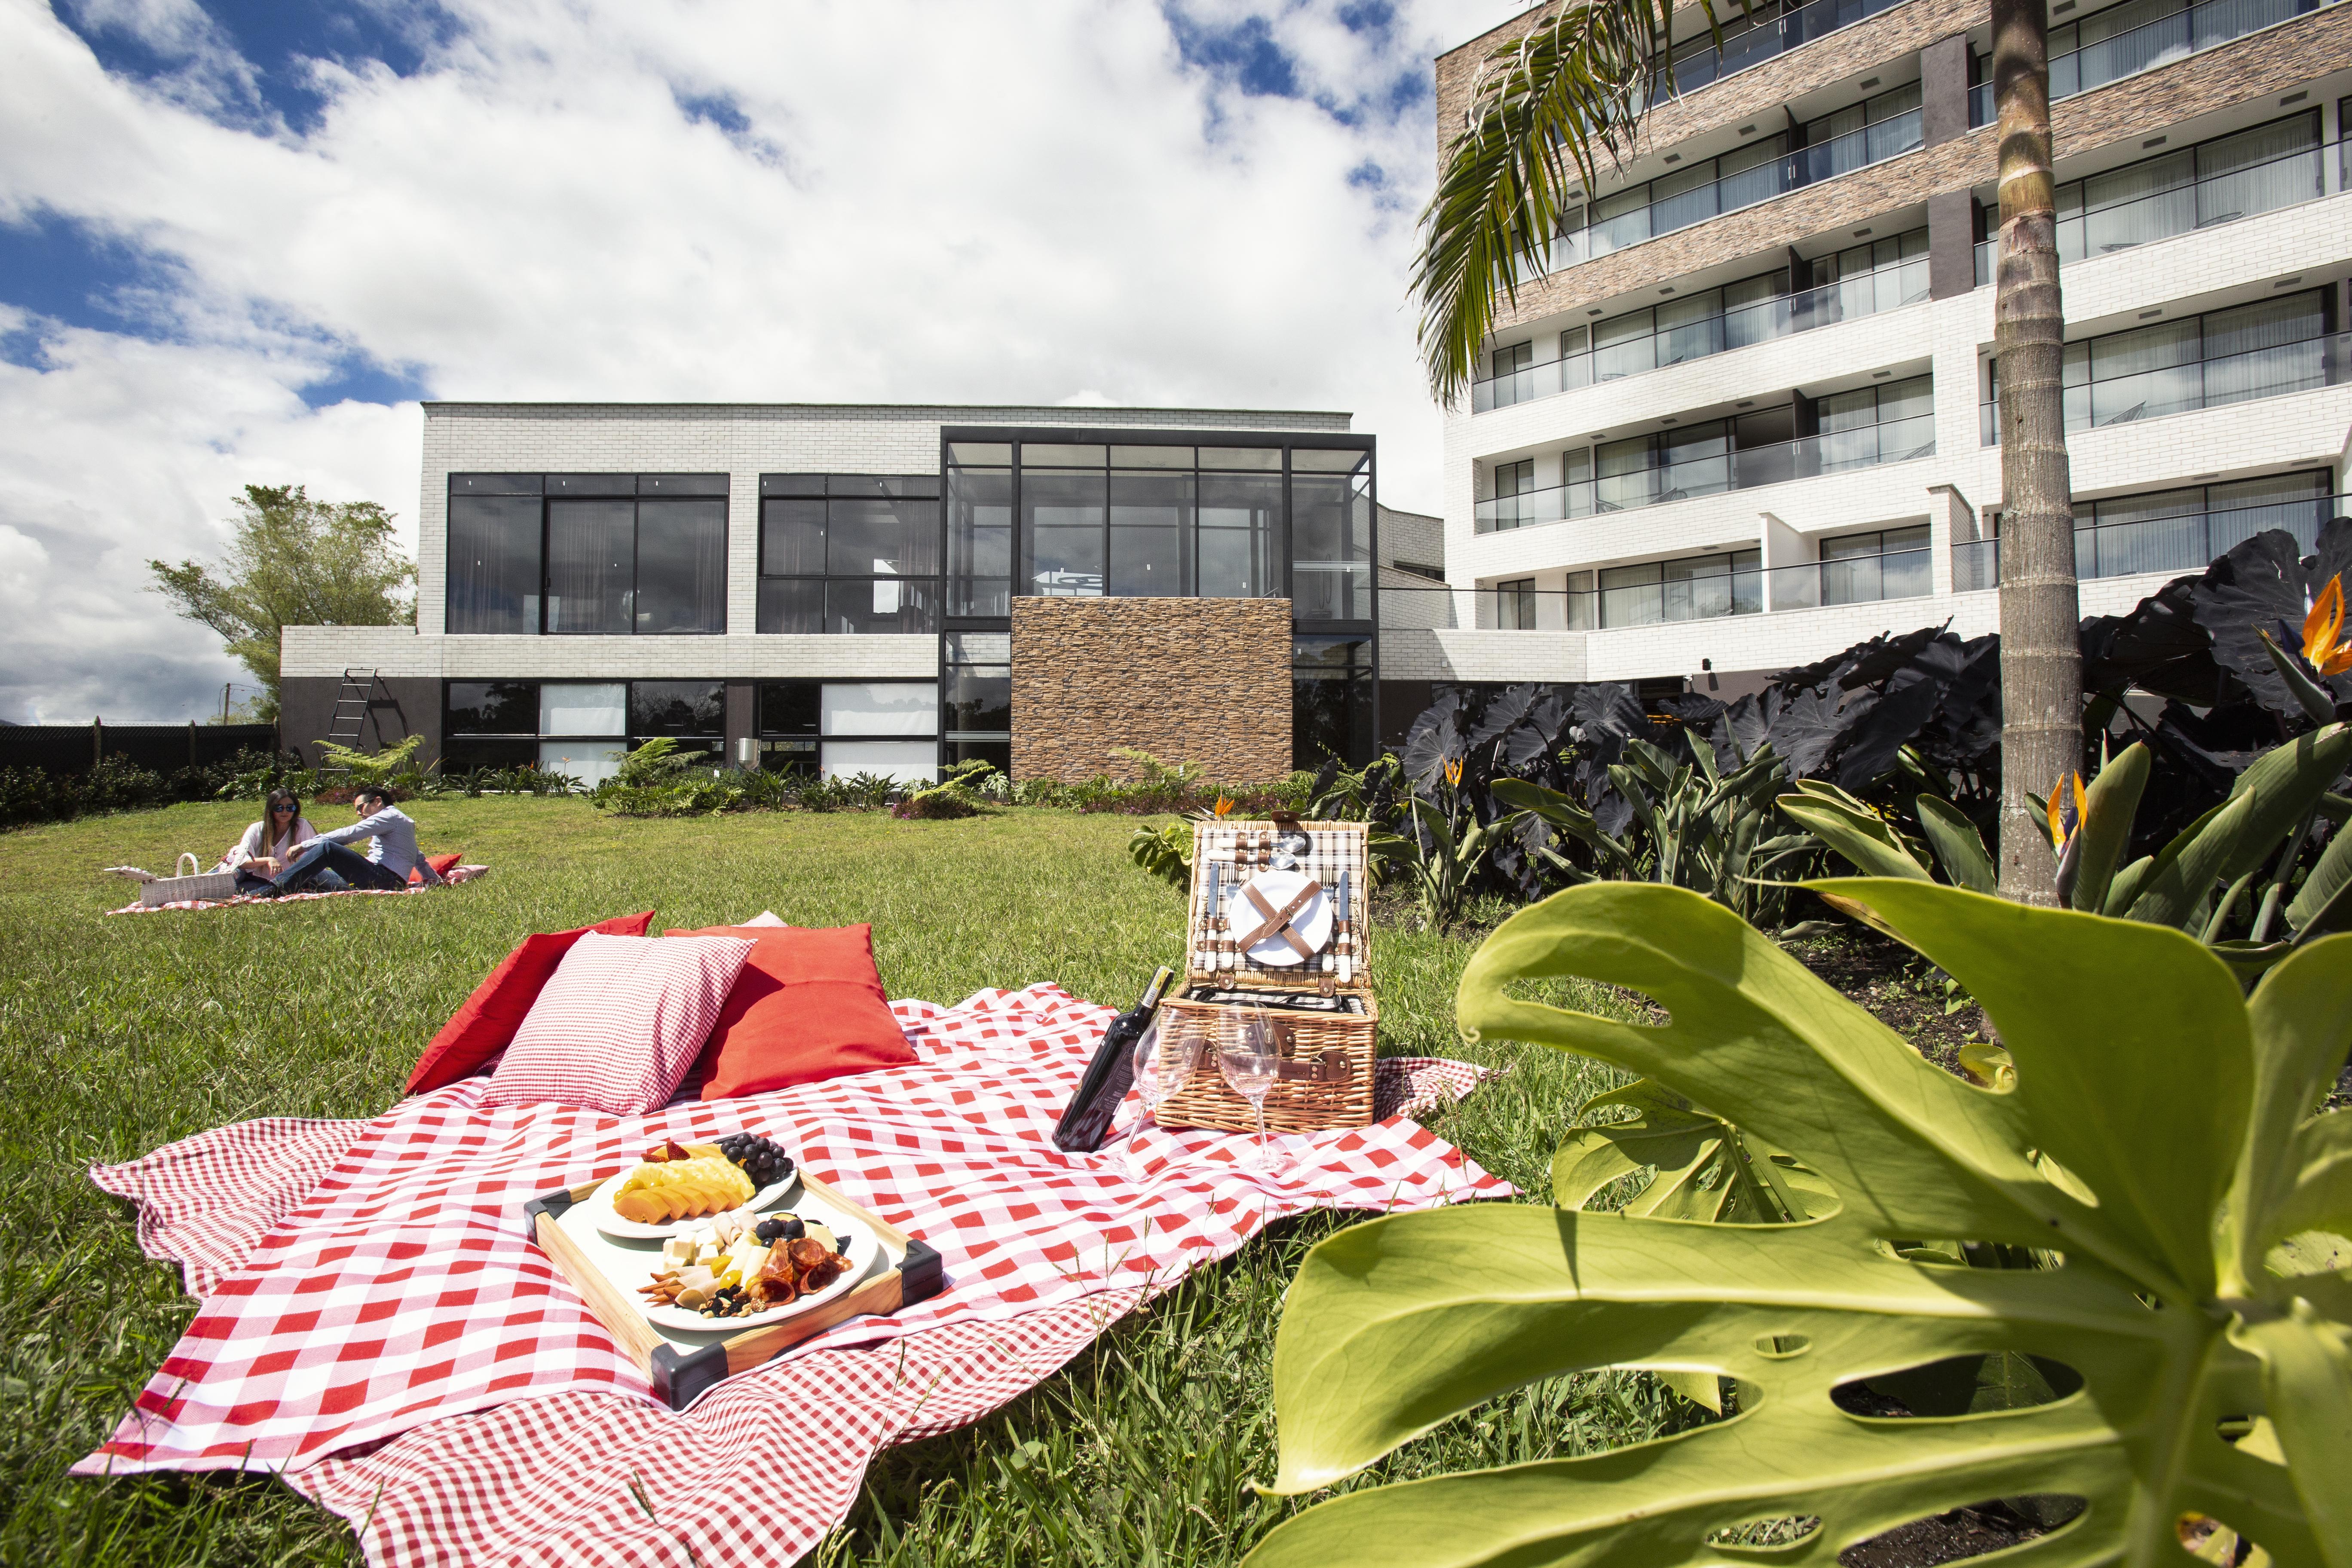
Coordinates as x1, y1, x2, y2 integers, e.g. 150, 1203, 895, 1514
1968, 0, 2326, 126
1950, 493, 2344, 588
1764, 548, 1934, 610
1981, 332, 2348, 442
1650, 0, 1911, 98
1472, 256, 1929, 413
1972, 135, 2336, 285
1549, 110, 1921, 270
1474, 413, 1936, 533
1377, 578, 1764, 631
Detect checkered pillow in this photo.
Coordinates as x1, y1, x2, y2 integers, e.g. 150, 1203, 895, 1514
478, 932, 755, 1115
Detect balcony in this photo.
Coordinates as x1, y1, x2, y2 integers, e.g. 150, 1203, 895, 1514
1647, 0, 1912, 100
1550, 110, 1923, 269
1476, 413, 1937, 533
1973, 130, 2338, 284
1980, 330, 2349, 442
1473, 254, 1929, 413
1966, 0, 2331, 125
1380, 550, 1930, 630
1950, 493, 2344, 588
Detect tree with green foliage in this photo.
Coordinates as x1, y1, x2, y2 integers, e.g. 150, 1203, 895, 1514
148, 485, 415, 720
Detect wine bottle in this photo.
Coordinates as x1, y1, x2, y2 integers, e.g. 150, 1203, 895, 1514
1052, 965, 1175, 1153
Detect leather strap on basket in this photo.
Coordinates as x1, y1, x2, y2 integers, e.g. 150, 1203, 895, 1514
1237, 880, 1322, 959
1273, 1048, 1354, 1083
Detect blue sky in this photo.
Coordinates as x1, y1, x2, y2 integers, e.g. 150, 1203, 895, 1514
0, 0, 1521, 721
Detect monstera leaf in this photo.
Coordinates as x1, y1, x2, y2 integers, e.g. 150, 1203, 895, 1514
1250, 881, 2352, 1568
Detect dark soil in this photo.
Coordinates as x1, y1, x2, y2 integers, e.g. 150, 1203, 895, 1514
1838, 1500, 2079, 1568
1780, 926, 1990, 1078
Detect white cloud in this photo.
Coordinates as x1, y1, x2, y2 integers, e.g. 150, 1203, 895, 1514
0, 0, 1526, 721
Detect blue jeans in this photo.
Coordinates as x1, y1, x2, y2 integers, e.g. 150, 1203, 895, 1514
266, 841, 407, 895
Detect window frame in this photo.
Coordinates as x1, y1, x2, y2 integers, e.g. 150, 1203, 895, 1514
444, 474, 729, 637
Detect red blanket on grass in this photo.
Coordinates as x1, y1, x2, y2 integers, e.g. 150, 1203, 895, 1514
79, 983, 1509, 1566
108, 862, 487, 914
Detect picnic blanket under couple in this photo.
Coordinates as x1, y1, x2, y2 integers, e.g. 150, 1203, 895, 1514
81, 981, 1510, 1566
108, 863, 491, 915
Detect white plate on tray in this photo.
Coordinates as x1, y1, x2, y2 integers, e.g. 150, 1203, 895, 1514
1224, 869, 1333, 968
639, 1213, 879, 1332
585, 1167, 802, 1240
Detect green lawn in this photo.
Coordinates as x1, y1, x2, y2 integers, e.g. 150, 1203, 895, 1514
0, 799, 1660, 1567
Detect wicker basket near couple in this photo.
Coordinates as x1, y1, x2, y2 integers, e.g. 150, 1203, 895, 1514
1054, 816, 1376, 1171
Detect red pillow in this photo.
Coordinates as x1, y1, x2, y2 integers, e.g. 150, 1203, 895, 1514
407, 853, 466, 885
404, 911, 656, 1094
665, 923, 917, 1099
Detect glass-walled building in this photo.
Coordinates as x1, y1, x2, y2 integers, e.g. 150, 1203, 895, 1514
278, 403, 1393, 784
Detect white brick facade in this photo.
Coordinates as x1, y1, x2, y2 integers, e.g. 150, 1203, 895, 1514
1429, 52, 2352, 688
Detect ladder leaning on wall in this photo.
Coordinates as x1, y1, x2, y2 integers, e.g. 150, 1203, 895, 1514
318, 669, 381, 773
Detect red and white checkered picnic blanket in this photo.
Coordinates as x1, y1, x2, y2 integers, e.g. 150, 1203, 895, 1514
80, 983, 1508, 1566
107, 864, 490, 914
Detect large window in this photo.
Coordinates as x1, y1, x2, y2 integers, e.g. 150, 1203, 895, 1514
756, 474, 941, 634
441, 678, 723, 786
2070, 469, 2334, 579
446, 474, 726, 636
1290, 448, 1373, 622
942, 631, 1011, 778
1569, 551, 1763, 629
756, 680, 938, 782
1293, 636, 1374, 769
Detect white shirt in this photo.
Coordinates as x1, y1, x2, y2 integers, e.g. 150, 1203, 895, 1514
224, 816, 318, 870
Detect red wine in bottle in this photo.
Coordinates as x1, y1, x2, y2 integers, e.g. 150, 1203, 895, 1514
1052, 966, 1175, 1153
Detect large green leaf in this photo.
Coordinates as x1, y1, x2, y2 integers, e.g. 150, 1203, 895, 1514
2234, 936, 2352, 1286
2125, 725, 2352, 930
1810, 879, 2250, 1299
1776, 796, 1929, 881
1256, 882, 2352, 1568
1552, 1081, 1832, 1225
1914, 795, 1997, 894
2286, 824, 2352, 938
2073, 741, 2151, 913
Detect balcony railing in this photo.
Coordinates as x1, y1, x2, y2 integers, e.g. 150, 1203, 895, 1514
1966, 0, 2328, 125
1972, 137, 2341, 285
1648, 0, 1911, 100
1476, 413, 1937, 533
1981, 332, 2349, 442
1473, 256, 1929, 413
1764, 548, 1932, 610
1950, 493, 2345, 589
1552, 110, 1922, 268
1378, 552, 1929, 629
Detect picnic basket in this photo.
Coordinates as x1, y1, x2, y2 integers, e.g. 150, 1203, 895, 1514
139, 852, 240, 907
1153, 817, 1377, 1135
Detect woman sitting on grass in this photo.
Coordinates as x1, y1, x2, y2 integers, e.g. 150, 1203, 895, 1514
225, 790, 324, 894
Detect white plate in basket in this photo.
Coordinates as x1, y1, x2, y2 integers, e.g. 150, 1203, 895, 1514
586, 1166, 801, 1241
638, 1213, 879, 1332
1224, 869, 1333, 968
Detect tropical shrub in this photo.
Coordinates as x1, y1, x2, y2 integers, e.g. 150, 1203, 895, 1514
315, 733, 424, 784
1251, 879, 2352, 1568
893, 760, 999, 820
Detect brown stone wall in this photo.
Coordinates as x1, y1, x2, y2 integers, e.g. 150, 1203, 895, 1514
1010, 598, 1292, 782
1485, 3, 2352, 327
1435, 0, 1986, 182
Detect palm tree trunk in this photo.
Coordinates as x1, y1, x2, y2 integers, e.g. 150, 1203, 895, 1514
1990, 0, 2082, 906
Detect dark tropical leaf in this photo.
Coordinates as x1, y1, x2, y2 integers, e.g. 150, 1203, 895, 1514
2080, 577, 2228, 705
1570, 682, 1650, 756
1716, 691, 1773, 766
1653, 693, 1725, 730
2193, 530, 2317, 717
1834, 669, 1951, 789
1768, 687, 1856, 779
1500, 688, 1573, 775
1467, 683, 1543, 750
1399, 690, 1469, 792
1592, 785, 1635, 840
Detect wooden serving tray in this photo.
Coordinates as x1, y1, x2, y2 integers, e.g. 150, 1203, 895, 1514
522, 1171, 943, 1410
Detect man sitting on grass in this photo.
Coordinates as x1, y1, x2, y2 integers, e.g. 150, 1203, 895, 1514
257, 787, 444, 896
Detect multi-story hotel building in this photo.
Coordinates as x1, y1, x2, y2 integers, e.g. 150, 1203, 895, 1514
280, 403, 1410, 783
1414, 0, 2352, 705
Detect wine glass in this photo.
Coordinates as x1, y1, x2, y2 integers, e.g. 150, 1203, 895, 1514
1125, 1014, 1202, 1179
1217, 1009, 1284, 1173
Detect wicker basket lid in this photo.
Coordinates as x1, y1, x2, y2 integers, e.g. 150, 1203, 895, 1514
1185, 818, 1371, 994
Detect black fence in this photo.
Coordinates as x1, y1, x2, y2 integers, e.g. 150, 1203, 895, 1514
0, 723, 281, 778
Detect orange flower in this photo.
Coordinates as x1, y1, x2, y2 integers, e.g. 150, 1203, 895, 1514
1442, 757, 1465, 788
1213, 795, 1236, 818
2303, 574, 2352, 677
2046, 770, 2086, 857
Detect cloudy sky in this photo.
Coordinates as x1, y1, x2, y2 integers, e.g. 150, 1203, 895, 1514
0, 0, 1523, 723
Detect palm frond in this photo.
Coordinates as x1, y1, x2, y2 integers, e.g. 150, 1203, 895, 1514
1413, 0, 1703, 404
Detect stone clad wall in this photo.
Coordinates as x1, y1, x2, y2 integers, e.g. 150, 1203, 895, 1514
1010, 598, 1292, 782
